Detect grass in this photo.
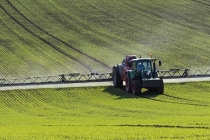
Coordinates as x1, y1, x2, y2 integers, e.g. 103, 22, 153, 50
1, 0, 210, 78
0, 82, 210, 139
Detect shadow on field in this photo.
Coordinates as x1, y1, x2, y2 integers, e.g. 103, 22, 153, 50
103, 86, 160, 99
138, 91, 160, 99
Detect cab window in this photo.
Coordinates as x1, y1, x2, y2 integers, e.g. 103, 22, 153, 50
132, 61, 136, 70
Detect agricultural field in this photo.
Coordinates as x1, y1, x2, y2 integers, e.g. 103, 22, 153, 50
1, 0, 210, 78
1, 0, 210, 139
0, 82, 210, 139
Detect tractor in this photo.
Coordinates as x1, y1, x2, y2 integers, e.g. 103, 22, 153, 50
112, 55, 164, 95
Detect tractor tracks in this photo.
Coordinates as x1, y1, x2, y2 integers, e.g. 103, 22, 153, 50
2, 0, 111, 71
162, 94, 208, 104
42, 124, 210, 129
192, 0, 210, 7
140, 93, 209, 107
1, 3, 90, 71
82, 0, 149, 34
106, 0, 210, 42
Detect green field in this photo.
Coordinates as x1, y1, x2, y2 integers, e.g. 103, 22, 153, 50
0, 82, 210, 139
1, 0, 210, 78
1, 0, 210, 139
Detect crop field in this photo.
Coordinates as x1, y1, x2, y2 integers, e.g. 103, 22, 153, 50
1, 0, 210, 78
1, 0, 210, 139
0, 82, 210, 139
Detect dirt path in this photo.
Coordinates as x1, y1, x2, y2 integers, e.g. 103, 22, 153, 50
1, 77, 210, 91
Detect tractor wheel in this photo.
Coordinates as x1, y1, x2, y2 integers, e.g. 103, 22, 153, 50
131, 80, 141, 95
113, 67, 123, 88
125, 72, 132, 93
156, 80, 164, 94
148, 88, 155, 93
125, 77, 131, 93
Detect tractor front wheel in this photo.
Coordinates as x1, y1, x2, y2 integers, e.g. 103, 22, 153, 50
156, 80, 164, 94
131, 80, 141, 95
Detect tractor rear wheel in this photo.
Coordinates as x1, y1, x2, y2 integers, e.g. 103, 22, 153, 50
113, 67, 123, 88
156, 80, 164, 94
131, 80, 141, 95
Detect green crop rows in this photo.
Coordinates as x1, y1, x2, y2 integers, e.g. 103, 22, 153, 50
0, 82, 210, 139
1, 0, 210, 78
1, 0, 210, 139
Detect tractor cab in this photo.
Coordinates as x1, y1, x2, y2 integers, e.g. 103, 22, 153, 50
131, 58, 161, 79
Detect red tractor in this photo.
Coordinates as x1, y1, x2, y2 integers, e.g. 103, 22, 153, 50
112, 55, 164, 95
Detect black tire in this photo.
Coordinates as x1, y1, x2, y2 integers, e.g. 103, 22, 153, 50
148, 88, 155, 93
156, 80, 164, 94
113, 67, 123, 88
131, 80, 141, 95
125, 76, 132, 93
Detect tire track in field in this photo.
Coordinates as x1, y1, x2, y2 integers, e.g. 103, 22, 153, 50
143, 0, 210, 34
139, 94, 209, 107
81, 0, 149, 33
83, 0, 187, 48
5, 0, 112, 70
114, 0, 210, 41
192, 0, 210, 7
42, 124, 210, 129
1, 3, 91, 71
170, 1, 210, 15
113, 0, 210, 57
162, 94, 209, 104
47, 0, 133, 56
84, 0, 166, 34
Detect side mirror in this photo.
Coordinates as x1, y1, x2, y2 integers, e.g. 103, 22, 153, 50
159, 60, 162, 66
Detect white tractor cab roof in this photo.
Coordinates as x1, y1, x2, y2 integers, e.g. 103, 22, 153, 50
130, 58, 162, 68
130, 58, 158, 62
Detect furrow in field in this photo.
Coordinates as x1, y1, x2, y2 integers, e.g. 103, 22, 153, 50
115, 124, 210, 129
112, 0, 210, 67
24, 90, 76, 114
157, 2, 210, 35
0, 90, 70, 116
42, 124, 210, 129
1, 3, 92, 72
139, 94, 209, 107
115, 0, 210, 40
82, 0, 210, 59
169, 0, 210, 16
46, 0, 134, 56
81, 0, 150, 34
192, 0, 210, 7
6, 0, 112, 70
0, 91, 27, 112
162, 94, 209, 104
1, 8, 78, 76
86, 0, 160, 32
18, 92, 40, 107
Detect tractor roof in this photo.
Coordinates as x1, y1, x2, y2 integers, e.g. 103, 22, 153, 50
131, 58, 157, 62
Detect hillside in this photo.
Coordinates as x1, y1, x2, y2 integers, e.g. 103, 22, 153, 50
0, 82, 210, 139
1, 0, 210, 78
